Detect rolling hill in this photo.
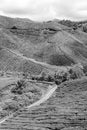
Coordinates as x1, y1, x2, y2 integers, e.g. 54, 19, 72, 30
0, 16, 87, 130
0, 15, 87, 74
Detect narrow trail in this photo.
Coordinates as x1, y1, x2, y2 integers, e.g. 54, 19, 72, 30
0, 84, 57, 125
5, 48, 58, 69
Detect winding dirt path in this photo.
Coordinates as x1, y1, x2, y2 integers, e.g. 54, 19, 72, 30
27, 84, 57, 109
5, 48, 59, 69
0, 84, 57, 125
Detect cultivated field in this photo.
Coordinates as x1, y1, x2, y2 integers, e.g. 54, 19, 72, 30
0, 77, 87, 129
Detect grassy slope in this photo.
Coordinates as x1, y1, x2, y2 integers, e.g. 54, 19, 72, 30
0, 15, 87, 70
0, 47, 65, 75
0, 47, 44, 75
0, 16, 87, 130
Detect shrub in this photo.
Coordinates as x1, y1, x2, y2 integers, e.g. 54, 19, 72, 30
11, 79, 26, 94
31, 77, 36, 80
69, 64, 84, 79
41, 71, 47, 80
83, 65, 87, 74
62, 72, 69, 82
59, 20, 78, 28
11, 26, 17, 29
46, 75, 53, 82
3, 104, 18, 112
55, 79, 61, 85
69, 70, 78, 79
83, 24, 87, 32
30, 63, 85, 85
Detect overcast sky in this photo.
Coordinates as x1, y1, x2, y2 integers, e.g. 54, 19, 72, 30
0, 0, 87, 21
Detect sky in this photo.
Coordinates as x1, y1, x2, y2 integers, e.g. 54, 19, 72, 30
0, 0, 87, 21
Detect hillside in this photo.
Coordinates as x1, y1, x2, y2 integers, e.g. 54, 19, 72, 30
0, 76, 87, 130
0, 16, 87, 74
0, 15, 87, 130
0, 46, 45, 75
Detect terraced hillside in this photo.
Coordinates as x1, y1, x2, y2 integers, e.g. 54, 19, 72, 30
0, 77, 87, 129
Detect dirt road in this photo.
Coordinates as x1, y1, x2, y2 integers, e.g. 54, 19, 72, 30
0, 84, 57, 125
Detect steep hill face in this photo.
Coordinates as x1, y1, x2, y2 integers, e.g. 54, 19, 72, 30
0, 15, 87, 73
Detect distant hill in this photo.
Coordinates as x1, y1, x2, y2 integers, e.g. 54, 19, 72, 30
0, 15, 87, 73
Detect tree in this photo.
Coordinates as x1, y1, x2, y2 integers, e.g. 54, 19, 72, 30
47, 75, 54, 82
69, 64, 84, 80
62, 72, 69, 82
11, 26, 17, 29
83, 24, 87, 32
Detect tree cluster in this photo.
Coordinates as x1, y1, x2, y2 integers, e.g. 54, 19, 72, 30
31, 64, 85, 85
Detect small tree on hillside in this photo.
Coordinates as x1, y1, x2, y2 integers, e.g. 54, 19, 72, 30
47, 75, 54, 82
83, 25, 87, 32
69, 63, 84, 80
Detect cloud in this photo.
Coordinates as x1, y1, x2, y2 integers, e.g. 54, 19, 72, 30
53, 0, 87, 20
0, 0, 87, 21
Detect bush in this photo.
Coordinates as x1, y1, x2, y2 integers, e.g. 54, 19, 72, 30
3, 104, 18, 112
11, 80, 26, 94
30, 63, 85, 85
55, 79, 61, 85
53, 71, 69, 84
83, 65, 87, 74
47, 75, 54, 82
69, 70, 78, 79
69, 64, 84, 79
62, 72, 69, 82
83, 24, 87, 32
59, 20, 78, 28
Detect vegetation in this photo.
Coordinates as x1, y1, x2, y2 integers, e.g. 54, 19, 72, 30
59, 20, 79, 29
49, 54, 75, 66
59, 20, 87, 29
3, 103, 19, 112
11, 80, 26, 94
83, 24, 87, 32
31, 63, 85, 85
